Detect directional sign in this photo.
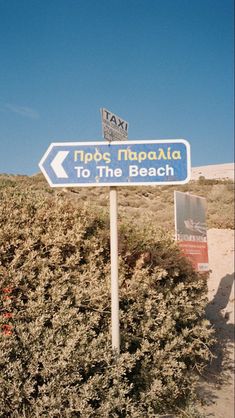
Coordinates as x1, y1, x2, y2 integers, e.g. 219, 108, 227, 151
39, 140, 191, 187
101, 108, 129, 141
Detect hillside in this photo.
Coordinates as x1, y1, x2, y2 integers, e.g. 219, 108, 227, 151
0, 170, 234, 417
191, 163, 234, 181
0, 174, 215, 417
0, 171, 234, 231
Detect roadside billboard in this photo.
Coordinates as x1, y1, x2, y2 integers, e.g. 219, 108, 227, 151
174, 191, 209, 272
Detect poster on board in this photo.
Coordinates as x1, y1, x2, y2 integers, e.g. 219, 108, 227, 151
174, 191, 209, 272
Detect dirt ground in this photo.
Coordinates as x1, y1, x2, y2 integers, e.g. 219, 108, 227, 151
198, 229, 234, 417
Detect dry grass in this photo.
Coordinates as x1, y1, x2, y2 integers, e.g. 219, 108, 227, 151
0, 174, 234, 231
0, 178, 214, 417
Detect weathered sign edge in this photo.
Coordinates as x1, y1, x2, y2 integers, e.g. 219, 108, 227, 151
39, 139, 191, 188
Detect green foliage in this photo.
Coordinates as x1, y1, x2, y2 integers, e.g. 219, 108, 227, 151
0, 184, 215, 417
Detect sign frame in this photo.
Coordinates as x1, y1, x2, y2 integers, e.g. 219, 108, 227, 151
174, 190, 209, 272
39, 139, 191, 188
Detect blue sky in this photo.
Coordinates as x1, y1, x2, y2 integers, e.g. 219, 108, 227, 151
0, 0, 234, 175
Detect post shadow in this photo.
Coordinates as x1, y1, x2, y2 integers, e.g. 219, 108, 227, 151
196, 273, 234, 408
205, 272, 235, 379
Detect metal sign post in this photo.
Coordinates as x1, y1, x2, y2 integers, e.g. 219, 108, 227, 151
109, 186, 120, 354
103, 108, 128, 355
39, 113, 191, 357
103, 108, 127, 356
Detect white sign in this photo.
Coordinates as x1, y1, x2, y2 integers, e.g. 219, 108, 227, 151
101, 108, 129, 141
174, 191, 209, 272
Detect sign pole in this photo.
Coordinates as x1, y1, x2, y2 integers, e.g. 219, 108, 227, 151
39, 108, 191, 356
109, 186, 120, 355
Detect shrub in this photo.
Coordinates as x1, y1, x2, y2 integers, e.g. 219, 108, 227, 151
0, 187, 214, 417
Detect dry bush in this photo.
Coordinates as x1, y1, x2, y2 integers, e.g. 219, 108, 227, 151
0, 185, 214, 417
6, 175, 233, 230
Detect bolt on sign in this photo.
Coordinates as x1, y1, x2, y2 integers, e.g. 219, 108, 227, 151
101, 108, 129, 142
174, 191, 209, 272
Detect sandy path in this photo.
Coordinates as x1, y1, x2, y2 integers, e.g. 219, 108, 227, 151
198, 229, 234, 417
